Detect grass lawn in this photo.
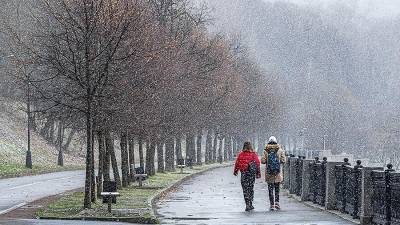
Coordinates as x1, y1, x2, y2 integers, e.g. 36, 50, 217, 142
0, 163, 85, 179
36, 163, 231, 223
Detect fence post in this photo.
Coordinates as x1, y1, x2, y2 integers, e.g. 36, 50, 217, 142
341, 158, 351, 213
296, 156, 303, 196
289, 156, 297, 194
283, 153, 290, 189
320, 157, 328, 206
360, 166, 384, 225
325, 161, 343, 210
312, 157, 320, 204
301, 159, 313, 201
385, 164, 394, 225
353, 160, 363, 219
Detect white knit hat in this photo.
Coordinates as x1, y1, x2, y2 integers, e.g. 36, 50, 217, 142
268, 136, 277, 143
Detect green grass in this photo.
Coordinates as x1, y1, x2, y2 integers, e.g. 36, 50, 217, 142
0, 163, 85, 179
36, 163, 231, 223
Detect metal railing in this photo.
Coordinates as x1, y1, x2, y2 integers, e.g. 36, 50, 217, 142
295, 156, 304, 196
283, 153, 400, 225
372, 164, 400, 225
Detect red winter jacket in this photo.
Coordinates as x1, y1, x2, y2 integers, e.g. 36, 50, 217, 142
233, 150, 261, 177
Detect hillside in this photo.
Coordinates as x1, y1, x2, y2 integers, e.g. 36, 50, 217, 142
0, 97, 85, 178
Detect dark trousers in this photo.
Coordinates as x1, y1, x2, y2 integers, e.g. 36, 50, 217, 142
268, 183, 280, 205
241, 172, 255, 202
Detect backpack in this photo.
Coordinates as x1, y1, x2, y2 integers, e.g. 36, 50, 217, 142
267, 150, 280, 175
248, 160, 257, 175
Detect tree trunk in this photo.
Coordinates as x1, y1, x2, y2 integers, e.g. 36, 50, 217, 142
97, 130, 105, 198
165, 137, 175, 172
138, 137, 144, 169
205, 132, 212, 164
145, 140, 156, 176
63, 128, 77, 153
128, 136, 135, 178
40, 116, 53, 141
175, 135, 182, 161
120, 132, 129, 187
258, 135, 264, 155
227, 136, 233, 161
186, 134, 195, 163
83, 112, 92, 209
196, 132, 202, 165
55, 121, 62, 146
90, 127, 96, 203
157, 141, 164, 173
232, 138, 237, 156
293, 137, 297, 156
103, 132, 111, 182
49, 119, 55, 143
212, 132, 218, 163
57, 120, 64, 166
218, 137, 223, 163
105, 130, 121, 188
223, 136, 228, 162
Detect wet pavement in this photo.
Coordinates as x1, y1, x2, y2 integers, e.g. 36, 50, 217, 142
0, 170, 85, 215
156, 166, 356, 225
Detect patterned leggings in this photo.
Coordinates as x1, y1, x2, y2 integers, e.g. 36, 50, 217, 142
241, 172, 255, 202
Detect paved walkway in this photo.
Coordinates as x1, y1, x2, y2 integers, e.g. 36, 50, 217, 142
156, 166, 356, 225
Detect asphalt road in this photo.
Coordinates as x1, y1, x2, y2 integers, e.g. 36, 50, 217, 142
156, 166, 356, 225
0, 219, 131, 225
0, 170, 85, 215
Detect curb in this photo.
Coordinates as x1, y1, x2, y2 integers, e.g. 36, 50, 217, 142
284, 190, 359, 225
150, 163, 233, 223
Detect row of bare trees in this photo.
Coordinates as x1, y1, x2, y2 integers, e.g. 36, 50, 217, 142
3, 0, 278, 208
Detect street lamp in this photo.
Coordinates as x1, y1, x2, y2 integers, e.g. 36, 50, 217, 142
26, 79, 32, 169
298, 128, 307, 157
323, 134, 328, 151
8, 54, 33, 169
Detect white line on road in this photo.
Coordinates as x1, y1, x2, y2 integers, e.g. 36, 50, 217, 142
8, 176, 75, 190
0, 202, 26, 215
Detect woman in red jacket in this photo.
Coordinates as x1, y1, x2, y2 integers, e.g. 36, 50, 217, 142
234, 141, 261, 211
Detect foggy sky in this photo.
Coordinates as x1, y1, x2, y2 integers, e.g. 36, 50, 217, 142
263, 0, 400, 18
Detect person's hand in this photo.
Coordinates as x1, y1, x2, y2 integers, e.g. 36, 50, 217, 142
256, 174, 261, 179
234, 172, 238, 176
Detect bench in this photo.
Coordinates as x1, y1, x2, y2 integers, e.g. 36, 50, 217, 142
134, 167, 147, 187
101, 181, 119, 213
177, 158, 185, 174
101, 192, 120, 213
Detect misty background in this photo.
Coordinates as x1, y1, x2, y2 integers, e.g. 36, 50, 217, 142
0, 0, 399, 166
197, 0, 400, 164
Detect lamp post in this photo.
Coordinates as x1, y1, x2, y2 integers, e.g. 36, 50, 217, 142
26, 79, 32, 169
323, 134, 328, 151
6, 54, 33, 169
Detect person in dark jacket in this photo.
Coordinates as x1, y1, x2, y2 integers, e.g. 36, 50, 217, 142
234, 141, 261, 211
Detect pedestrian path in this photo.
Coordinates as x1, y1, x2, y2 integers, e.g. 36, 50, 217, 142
156, 166, 356, 225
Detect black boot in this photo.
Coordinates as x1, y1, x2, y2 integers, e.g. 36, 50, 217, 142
245, 200, 251, 211
249, 200, 254, 210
